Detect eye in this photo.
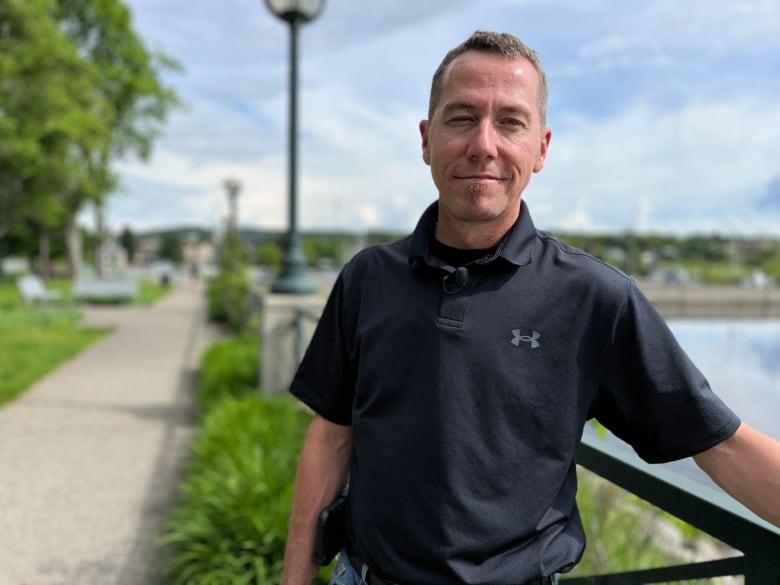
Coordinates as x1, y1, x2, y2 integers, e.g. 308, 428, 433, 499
447, 115, 474, 125
501, 118, 528, 128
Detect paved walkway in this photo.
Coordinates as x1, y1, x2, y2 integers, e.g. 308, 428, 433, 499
0, 281, 223, 585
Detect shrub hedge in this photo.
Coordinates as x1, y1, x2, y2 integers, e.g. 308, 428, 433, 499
196, 335, 259, 411
208, 228, 252, 334
206, 276, 228, 323
162, 394, 313, 585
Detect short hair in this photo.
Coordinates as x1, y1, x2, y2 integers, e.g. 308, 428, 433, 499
427, 30, 548, 126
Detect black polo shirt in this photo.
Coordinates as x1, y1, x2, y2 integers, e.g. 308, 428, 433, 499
290, 201, 740, 584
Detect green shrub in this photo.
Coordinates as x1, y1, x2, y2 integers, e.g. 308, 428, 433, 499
206, 267, 252, 334
209, 229, 253, 334
161, 394, 313, 585
206, 276, 228, 323
221, 269, 252, 333
196, 335, 259, 411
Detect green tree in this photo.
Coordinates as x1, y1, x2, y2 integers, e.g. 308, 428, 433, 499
302, 234, 345, 267
118, 225, 137, 263
0, 0, 180, 278
256, 240, 283, 271
761, 247, 780, 281
0, 0, 110, 276
158, 232, 183, 264
52, 0, 181, 277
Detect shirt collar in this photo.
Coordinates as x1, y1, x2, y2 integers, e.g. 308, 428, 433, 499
409, 200, 537, 269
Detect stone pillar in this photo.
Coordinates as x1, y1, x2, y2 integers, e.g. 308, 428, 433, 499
260, 293, 325, 394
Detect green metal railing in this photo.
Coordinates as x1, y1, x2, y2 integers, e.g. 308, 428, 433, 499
565, 434, 780, 584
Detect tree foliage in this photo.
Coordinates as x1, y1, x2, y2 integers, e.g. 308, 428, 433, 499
0, 0, 108, 240
0, 0, 180, 269
256, 241, 283, 270
53, 0, 180, 164
158, 231, 183, 264
118, 225, 137, 262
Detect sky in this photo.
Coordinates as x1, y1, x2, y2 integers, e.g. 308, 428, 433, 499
101, 0, 780, 237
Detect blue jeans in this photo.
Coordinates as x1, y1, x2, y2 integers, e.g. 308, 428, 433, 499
329, 549, 362, 585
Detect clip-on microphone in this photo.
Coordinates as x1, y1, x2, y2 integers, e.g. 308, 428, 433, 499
443, 266, 469, 293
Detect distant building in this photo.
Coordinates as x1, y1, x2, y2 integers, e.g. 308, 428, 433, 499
648, 267, 693, 285
741, 269, 776, 288
136, 227, 215, 270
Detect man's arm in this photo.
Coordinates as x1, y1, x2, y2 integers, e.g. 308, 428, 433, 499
282, 415, 353, 585
693, 423, 780, 527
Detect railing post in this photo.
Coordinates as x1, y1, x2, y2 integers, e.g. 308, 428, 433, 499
744, 546, 780, 585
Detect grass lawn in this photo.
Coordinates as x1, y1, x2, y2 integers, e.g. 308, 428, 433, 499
134, 279, 173, 305
0, 275, 172, 407
0, 306, 109, 406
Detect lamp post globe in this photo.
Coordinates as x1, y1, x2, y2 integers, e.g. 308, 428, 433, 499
264, 0, 324, 294
264, 0, 324, 22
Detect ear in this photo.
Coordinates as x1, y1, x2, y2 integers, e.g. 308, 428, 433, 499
533, 127, 552, 173
419, 119, 431, 166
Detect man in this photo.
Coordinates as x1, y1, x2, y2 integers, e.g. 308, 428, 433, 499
282, 31, 780, 585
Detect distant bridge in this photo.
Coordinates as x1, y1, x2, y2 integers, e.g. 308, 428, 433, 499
637, 281, 780, 319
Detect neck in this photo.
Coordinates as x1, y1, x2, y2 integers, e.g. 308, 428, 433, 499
435, 209, 520, 250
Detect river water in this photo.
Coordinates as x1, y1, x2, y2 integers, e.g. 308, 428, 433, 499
669, 319, 779, 442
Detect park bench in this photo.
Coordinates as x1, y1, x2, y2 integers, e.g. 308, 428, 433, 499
73, 279, 139, 303
16, 274, 63, 304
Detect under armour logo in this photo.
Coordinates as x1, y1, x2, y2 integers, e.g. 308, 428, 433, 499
511, 329, 541, 349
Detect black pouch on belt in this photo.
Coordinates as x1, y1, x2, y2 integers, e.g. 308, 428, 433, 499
312, 488, 348, 566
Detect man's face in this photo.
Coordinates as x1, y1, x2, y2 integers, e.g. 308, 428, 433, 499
419, 51, 551, 247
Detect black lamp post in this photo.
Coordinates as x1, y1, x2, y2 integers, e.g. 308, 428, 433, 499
264, 0, 325, 294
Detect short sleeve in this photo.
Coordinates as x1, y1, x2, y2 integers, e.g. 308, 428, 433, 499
289, 274, 355, 425
592, 281, 740, 463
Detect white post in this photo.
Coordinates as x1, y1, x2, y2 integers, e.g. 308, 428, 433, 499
259, 293, 325, 394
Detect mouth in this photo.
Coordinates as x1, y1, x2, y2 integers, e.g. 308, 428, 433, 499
455, 174, 504, 183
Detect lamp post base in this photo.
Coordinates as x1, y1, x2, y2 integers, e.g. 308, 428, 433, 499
271, 245, 316, 294
271, 274, 317, 295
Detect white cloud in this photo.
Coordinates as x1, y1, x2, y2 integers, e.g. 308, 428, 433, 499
531, 95, 780, 235
574, 0, 780, 71
104, 0, 779, 237
111, 87, 780, 237
107, 148, 288, 231
109, 79, 432, 234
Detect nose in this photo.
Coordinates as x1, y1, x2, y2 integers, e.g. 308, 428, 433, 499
466, 120, 498, 161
